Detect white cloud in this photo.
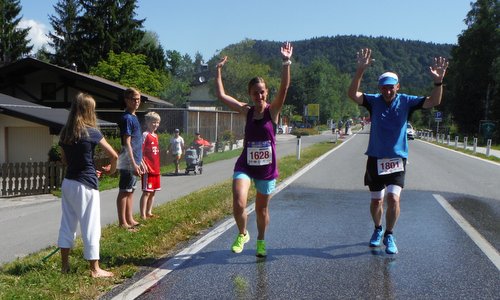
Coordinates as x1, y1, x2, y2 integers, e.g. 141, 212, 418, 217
18, 19, 50, 53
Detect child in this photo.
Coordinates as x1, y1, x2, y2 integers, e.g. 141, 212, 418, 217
140, 112, 161, 219
57, 92, 118, 277
116, 88, 144, 230
169, 128, 185, 174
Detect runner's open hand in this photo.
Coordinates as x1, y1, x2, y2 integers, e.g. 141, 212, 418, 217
356, 48, 374, 70
281, 42, 293, 60
429, 57, 449, 82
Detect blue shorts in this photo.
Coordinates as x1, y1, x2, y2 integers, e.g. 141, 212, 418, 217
119, 169, 137, 192
233, 172, 276, 195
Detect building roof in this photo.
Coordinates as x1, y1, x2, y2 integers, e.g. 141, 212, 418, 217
0, 93, 116, 134
0, 57, 173, 108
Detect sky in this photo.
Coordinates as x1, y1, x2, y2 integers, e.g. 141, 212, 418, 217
19, 0, 473, 61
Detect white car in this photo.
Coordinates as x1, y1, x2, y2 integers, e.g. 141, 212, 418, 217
277, 125, 288, 134
407, 123, 416, 140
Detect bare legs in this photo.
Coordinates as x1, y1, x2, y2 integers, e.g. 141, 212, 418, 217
255, 193, 271, 240
140, 191, 156, 219
233, 179, 250, 235
61, 248, 71, 274
370, 193, 400, 232
232, 179, 271, 240
116, 191, 139, 229
173, 155, 181, 174
60, 248, 113, 278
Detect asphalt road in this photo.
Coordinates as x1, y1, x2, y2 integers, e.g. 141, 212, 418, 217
103, 130, 500, 299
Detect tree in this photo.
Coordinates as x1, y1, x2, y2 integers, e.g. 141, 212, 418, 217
90, 51, 169, 97
208, 40, 275, 105
76, 0, 145, 72
287, 57, 355, 123
47, 0, 81, 68
280, 104, 295, 125
34, 45, 51, 62
0, 0, 33, 65
446, 0, 499, 138
166, 49, 182, 76
137, 31, 167, 71
160, 78, 191, 107
162, 50, 197, 106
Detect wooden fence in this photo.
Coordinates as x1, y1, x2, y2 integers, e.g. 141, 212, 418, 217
0, 161, 65, 197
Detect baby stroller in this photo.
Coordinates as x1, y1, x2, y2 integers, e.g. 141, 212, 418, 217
184, 147, 203, 175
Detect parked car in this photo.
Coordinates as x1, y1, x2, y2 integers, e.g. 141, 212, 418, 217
277, 125, 288, 134
407, 123, 416, 140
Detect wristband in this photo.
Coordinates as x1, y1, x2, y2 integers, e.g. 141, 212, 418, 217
434, 82, 443, 86
282, 60, 292, 66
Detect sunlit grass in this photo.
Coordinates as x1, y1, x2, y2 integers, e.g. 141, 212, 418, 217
426, 139, 500, 163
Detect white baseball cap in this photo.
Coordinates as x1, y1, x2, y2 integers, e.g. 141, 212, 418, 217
378, 72, 399, 86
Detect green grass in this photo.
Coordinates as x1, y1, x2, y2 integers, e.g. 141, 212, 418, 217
0, 141, 339, 300
426, 139, 500, 163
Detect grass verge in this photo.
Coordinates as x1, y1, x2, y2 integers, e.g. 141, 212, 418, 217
0, 141, 338, 300
425, 139, 500, 163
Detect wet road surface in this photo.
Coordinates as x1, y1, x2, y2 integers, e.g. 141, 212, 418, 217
107, 132, 499, 299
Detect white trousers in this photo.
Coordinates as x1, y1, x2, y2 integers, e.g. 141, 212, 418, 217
57, 179, 101, 260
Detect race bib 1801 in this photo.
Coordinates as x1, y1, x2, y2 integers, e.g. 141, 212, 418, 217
247, 141, 272, 166
377, 157, 404, 175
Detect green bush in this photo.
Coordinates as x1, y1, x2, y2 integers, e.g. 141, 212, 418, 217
291, 128, 318, 136
48, 144, 62, 161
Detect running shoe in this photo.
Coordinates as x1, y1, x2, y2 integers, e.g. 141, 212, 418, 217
369, 227, 384, 247
256, 240, 267, 257
231, 231, 250, 253
383, 234, 398, 254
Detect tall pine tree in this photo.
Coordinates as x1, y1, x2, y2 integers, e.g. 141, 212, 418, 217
47, 0, 81, 68
76, 0, 145, 72
0, 0, 33, 65
447, 0, 499, 137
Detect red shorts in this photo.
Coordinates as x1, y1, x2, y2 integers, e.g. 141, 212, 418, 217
141, 173, 161, 192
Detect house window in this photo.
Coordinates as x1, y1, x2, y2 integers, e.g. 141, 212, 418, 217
41, 83, 57, 100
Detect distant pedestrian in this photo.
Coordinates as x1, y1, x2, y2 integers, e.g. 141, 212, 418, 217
215, 42, 293, 257
347, 48, 448, 254
116, 88, 144, 230
57, 92, 118, 277
140, 111, 161, 219
331, 121, 337, 134
169, 129, 185, 175
338, 120, 344, 134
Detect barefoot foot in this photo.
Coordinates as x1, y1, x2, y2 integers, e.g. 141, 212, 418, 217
91, 268, 114, 278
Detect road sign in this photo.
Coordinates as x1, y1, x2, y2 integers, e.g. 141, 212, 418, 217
435, 111, 442, 122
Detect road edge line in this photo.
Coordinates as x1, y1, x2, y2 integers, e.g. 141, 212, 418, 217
433, 193, 500, 271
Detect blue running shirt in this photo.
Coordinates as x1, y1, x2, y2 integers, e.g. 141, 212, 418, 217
362, 93, 425, 158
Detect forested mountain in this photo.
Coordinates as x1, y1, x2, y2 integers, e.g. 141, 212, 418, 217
209, 35, 453, 125
217, 35, 453, 94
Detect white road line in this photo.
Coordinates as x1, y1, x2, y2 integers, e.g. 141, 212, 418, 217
111, 137, 354, 300
433, 194, 500, 271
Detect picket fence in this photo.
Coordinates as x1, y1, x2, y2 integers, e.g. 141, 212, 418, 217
0, 161, 65, 197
